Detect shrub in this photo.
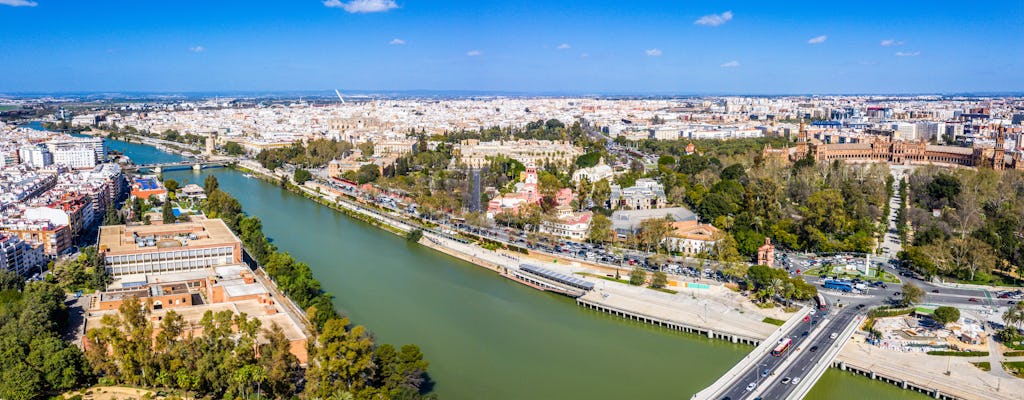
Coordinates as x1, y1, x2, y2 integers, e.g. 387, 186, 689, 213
926, 350, 988, 356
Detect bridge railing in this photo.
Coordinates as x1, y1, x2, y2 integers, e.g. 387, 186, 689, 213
785, 314, 863, 400
693, 306, 811, 400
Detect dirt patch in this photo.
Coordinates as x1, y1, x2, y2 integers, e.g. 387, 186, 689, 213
63, 386, 159, 400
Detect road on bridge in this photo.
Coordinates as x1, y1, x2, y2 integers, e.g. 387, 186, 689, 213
714, 301, 843, 400
755, 305, 860, 400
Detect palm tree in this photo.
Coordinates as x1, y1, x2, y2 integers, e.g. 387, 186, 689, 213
1005, 302, 1024, 329
768, 278, 785, 299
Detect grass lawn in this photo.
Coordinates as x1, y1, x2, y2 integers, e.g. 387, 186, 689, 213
1002, 361, 1024, 378
972, 361, 991, 371
1004, 351, 1024, 357
804, 265, 899, 283
763, 317, 786, 326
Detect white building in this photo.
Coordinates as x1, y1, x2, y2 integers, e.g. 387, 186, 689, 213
46, 137, 106, 168
571, 160, 614, 184
18, 145, 53, 168
539, 206, 593, 241
49, 144, 97, 169
0, 233, 46, 276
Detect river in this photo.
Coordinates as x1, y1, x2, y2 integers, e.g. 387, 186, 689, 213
109, 137, 925, 400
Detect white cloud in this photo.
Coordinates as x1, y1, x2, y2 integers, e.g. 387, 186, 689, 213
323, 0, 398, 13
880, 39, 904, 47
188, 46, 205, 53
720, 60, 740, 68
645, 48, 662, 57
0, 0, 37, 6
807, 35, 827, 44
556, 43, 571, 50
895, 51, 920, 57
466, 50, 482, 56
389, 38, 406, 45
694, 10, 733, 27
580, 53, 590, 58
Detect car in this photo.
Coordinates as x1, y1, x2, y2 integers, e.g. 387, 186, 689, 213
792, 377, 802, 384
809, 309, 816, 316
781, 377, 791, 385
746, 382, 757, 391
761, 368, 771, 377
830, 332, 838, 339
810, 346, 819, 352
802, 331, 809, 337
931, 289, 940, 293
969, 297, 979, 302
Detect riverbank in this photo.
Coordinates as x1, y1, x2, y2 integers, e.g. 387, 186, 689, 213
835, 333, 1024, 400
227, 156, 787, 346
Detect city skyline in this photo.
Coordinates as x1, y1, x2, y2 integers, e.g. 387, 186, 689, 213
1, 1, 1022, 94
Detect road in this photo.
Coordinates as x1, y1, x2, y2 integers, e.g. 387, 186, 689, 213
715, 304, 839, 400
756, 305, 860, 400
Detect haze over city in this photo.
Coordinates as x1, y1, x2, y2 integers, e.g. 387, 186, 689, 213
1, 0, 1022, 94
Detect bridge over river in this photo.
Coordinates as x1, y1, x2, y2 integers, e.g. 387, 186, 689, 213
123, 160, 227, 174
695, 297, 865, 400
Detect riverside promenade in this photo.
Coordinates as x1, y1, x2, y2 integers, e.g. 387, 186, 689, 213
834, 336, 1024, 400
239, 159, 792, 347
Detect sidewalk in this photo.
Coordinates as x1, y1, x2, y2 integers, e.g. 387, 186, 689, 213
838, 336, 1024, 400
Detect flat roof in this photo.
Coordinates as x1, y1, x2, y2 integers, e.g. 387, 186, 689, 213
98, 218, 240, 255
520, 264, 595, 290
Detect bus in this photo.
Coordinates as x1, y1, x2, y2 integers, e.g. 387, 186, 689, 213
772, 338, 793, 357
823, 279, 854, 293
814, 293, 828, 310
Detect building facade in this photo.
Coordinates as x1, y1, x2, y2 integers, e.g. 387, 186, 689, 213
98, 218, 243, 276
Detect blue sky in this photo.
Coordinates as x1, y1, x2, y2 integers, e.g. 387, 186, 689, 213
0, 0, 1021, 94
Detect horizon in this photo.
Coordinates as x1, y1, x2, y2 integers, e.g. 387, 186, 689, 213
1, 1, 1022, 94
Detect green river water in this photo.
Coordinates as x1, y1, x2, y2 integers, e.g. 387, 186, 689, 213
111, 138, 925, 400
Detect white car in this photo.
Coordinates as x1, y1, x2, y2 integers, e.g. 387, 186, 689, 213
830, 332, 838, 339
746, 382, 757, 391
809, 309, 816, 316
792, 377, 802, 384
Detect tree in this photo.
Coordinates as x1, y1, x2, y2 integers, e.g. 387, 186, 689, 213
650, 271, 669, 288
223, 141, 245, 156
592, 179, 612, 207
164, 179, 180, 192
537, 171, 562, 200
629, 266, 647, 286
358, 141, 375, 157
204, 175, 219, 194
932, 306, 960, 325
406, 229, 423, 243
639, 217, 672, 253
900, 283, 924, 307
293, 168, 313, 184
588, 214, 613, 243
103, 203, 123, 226
305, 318, 376, 396
162, 200, 176, 223
356, 164, 381, 184
1004, 302, 1024, 329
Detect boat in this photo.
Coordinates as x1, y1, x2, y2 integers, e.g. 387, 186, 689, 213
243, 173, 254, 178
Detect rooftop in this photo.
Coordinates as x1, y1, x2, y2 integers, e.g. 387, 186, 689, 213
98, 217, 240, 255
